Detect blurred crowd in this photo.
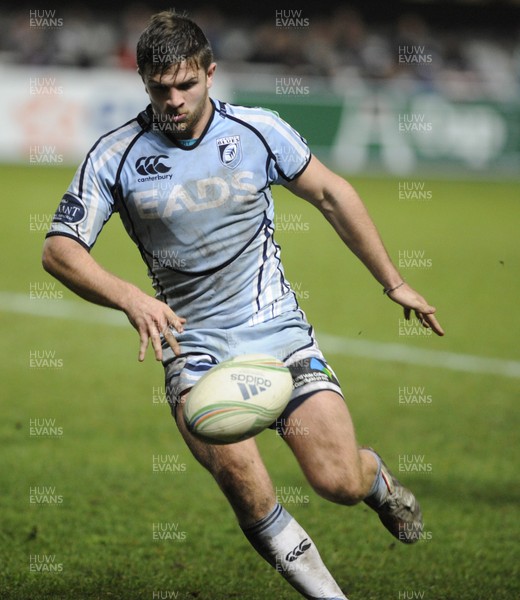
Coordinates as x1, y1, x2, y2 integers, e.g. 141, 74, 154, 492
2, 4, 519, 100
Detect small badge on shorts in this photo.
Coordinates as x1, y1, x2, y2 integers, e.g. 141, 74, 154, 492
288, 357, 339, 390
216, 135, 242, 169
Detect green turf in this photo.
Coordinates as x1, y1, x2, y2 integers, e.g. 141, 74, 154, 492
1, 165, 519, 599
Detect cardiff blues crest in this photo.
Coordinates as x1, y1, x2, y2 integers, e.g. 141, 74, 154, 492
216, 135, 242, 169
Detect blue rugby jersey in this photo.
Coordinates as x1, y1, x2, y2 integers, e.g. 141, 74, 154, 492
47, 100, 311, 329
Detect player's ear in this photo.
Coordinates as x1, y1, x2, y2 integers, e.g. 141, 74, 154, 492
138, 69, 151, 95
206, 62, 217, 89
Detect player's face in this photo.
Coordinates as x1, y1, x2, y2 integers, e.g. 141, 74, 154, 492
143, 61, 216, 139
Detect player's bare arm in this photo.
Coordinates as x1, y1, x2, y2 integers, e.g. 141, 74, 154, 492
285, 155, 444, 336
42, 235, 185, 360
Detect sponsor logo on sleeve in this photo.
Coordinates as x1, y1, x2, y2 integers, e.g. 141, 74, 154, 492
53, 193, 86, 225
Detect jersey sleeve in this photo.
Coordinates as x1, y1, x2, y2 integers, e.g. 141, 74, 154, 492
262, 111, 311, 184
46, 154, 115, 250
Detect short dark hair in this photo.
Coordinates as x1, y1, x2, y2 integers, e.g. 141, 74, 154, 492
136, 10, 214, 78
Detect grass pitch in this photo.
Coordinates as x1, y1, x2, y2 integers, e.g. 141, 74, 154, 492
1, 164, 519, 599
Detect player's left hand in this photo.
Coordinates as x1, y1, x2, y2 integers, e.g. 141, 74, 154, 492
386, 283, 445, 336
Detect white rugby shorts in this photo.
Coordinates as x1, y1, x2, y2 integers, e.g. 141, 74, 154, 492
163, 309, 343, 427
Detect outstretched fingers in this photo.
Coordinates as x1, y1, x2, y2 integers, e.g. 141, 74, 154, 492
125, 293, 186, 362
388, 284, 445, 337
161, 316, 186, 358
136, 314, 186, 362
412, 308, 444, 336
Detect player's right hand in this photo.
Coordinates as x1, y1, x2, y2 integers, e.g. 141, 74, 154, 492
123, 292, 186, 361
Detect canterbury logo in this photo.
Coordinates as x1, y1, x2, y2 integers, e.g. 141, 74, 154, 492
236, 382, 266, 400
285, 538, 311, 562
135, 155, 171, 176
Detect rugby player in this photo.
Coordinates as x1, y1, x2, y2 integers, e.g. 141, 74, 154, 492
42, 10, 444, 599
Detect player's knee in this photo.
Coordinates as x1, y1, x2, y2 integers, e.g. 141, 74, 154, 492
310, 471, 366, 506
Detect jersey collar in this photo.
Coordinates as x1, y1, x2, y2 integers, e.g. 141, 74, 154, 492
140, 100, 216, 150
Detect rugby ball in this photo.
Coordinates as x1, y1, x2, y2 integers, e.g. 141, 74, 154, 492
183, 354, 293, 444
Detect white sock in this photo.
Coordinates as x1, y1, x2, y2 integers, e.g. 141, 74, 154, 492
242, 503, 348, 600
363, 449, 391, 510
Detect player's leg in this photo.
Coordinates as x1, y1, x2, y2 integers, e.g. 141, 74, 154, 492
176, 392, 275, 524
280, 390, 423, 543
279, 390, 377, 503
175, 395, 348, 599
